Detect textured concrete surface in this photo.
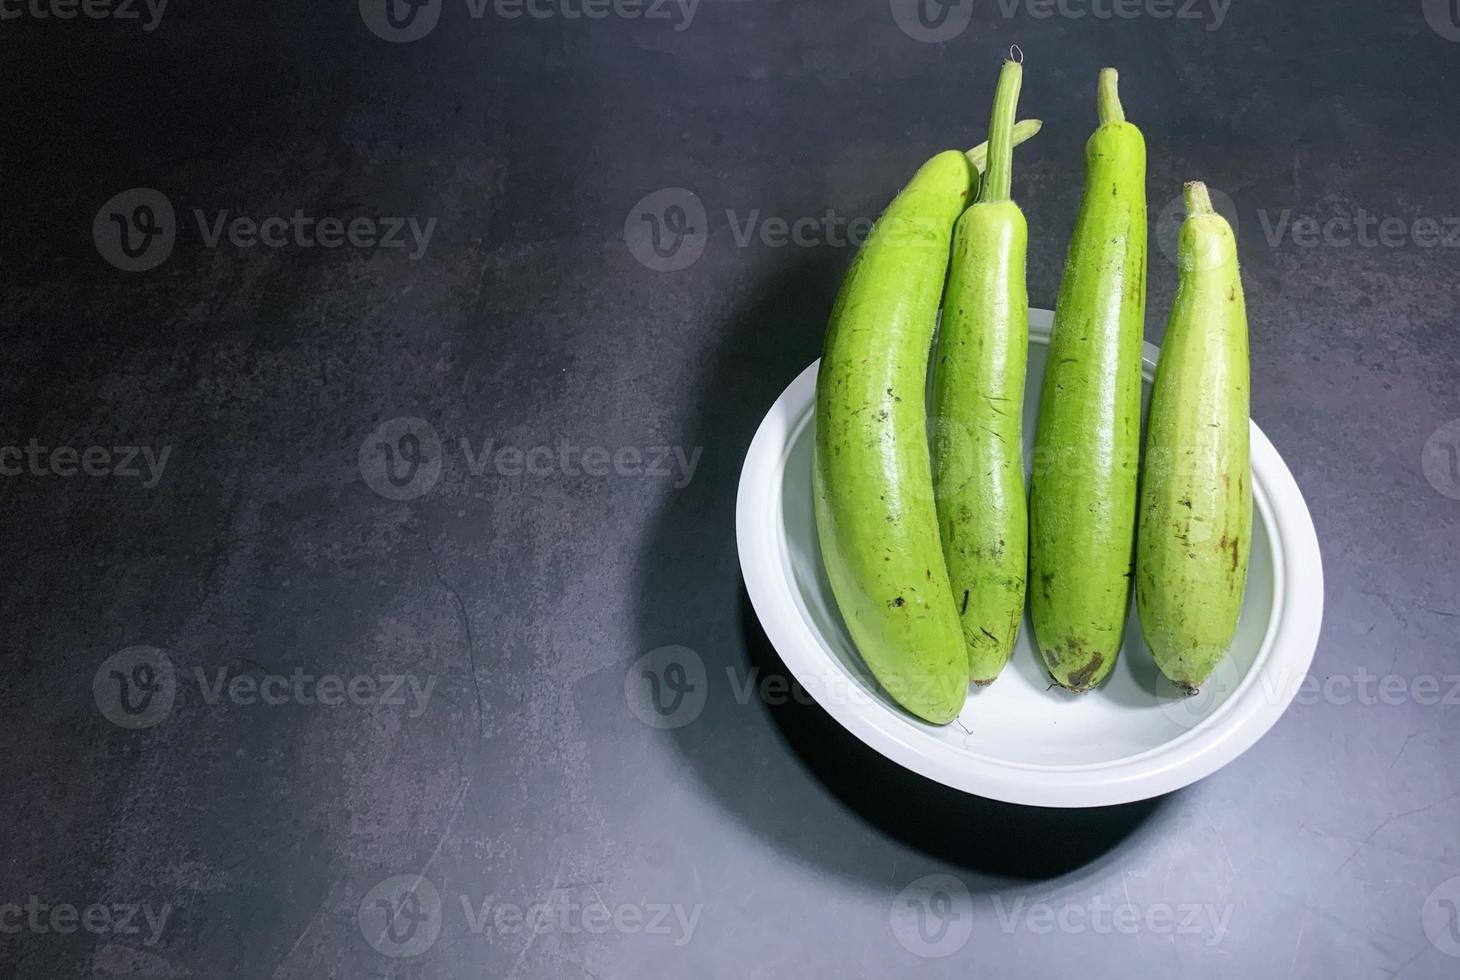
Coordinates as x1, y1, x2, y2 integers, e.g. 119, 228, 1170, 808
2, 1, 1459, 977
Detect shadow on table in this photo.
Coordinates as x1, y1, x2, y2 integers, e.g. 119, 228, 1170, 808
634, 248, 1167, 888
736, 584, 1167, 881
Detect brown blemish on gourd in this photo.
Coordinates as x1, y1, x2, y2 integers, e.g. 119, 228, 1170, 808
1066, 653, 1105, 691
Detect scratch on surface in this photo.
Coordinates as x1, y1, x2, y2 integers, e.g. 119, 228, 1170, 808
1360, 590, 1409, 629
544, 947, 600, 980
273, 913, 320, 977
1334, 790, 1460, 876
422, 774, 473, 880
1202, 806, 1237, 874
239, 655, 287, 677
557, 879, 606, 892
509, 857, 565, 978
1388, 731, 1419, 770
431, 550, 487, 739
1121, 874, 1142, 952
1388, 946, 1426, 978
681, 840, 705, 905
1163, 800, 1189, 889
588, 882, 608, 915
1286, 923, 1305, 978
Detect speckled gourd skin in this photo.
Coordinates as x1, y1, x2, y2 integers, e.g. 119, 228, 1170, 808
813, 150, 973, 725
1136, 183, 1252, 694
933, 59, 1030, 686
1029, 70, 1147, 693
935, 203, 1029, 684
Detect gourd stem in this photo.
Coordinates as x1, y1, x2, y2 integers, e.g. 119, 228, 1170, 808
979, 56, 1024, 204
1184, 181, 1214, 216
966, 119, 1042, 173
1098, 67, 1124, 125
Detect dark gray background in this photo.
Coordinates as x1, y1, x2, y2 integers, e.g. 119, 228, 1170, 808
3, 0, 1459, 977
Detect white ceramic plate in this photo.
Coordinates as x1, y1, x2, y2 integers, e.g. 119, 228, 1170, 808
736, 307, 1323, 808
